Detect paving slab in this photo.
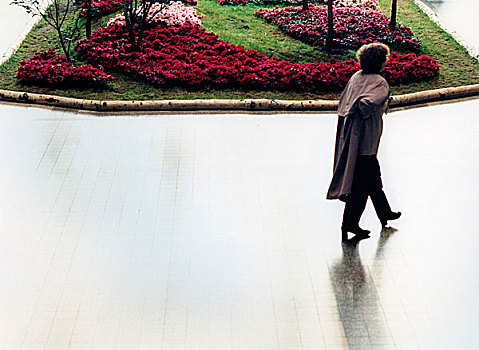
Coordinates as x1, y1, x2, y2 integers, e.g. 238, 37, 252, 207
0, 99, 478, 348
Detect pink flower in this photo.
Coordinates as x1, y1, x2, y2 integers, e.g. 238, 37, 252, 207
108, 1, 203, 27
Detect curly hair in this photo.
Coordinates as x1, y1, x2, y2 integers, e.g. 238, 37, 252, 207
356, 43, 390, 74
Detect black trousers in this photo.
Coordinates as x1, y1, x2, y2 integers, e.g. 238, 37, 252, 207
342, 155, 392, 229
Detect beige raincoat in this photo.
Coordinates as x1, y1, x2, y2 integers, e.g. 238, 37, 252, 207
326, 71, 390, 201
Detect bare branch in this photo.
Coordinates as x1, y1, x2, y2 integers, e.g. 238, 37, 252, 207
12, 0, 81, 61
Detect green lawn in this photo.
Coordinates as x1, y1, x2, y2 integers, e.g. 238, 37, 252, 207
0, 0, 478, 100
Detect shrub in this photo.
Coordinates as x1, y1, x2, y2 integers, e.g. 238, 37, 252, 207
80, 0, 124, 18
77, 24, 438, 92
255, 4, 420, 51
325, 0, 379, 10
17, 49, 114, 89
384, 52, 440, 84
107, 1, 203, 27
80, 0, 197, 18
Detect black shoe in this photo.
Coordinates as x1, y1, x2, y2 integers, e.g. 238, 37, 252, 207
380, 211, 401, 227
341, 226, 371, 241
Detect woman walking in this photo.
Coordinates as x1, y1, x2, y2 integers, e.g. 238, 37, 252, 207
327, 43, 401, 241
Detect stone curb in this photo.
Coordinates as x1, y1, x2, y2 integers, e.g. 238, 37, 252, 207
1, 84, 479, 112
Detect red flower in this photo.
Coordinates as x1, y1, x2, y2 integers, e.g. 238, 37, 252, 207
17, 49, 114, 89
75, 24, 439, 91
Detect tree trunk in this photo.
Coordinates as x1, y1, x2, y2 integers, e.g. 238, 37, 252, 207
302, 0, 308, 11
12, 0, 80, 61
124, 0, 136, 50
389, 0, 397, 31
325, 0, 334, 52
56, 27, 71, 61
86, 0, 92, 38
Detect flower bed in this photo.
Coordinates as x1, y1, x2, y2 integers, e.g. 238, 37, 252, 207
80, 0, 197, 18
80, 0, 124, 18
325, 0, 379, 10
255, 4, 420, 51
217, 0, 377, 7
77, 23, 438, 91
384, 52, 439, 84
108, 1, 203, 27
218, 0, 303, 6
17, 49, 114, 89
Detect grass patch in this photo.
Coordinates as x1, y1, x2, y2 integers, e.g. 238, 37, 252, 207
0, 0, 478, 100
377, 0, 479, 93
197, 1, 353, 63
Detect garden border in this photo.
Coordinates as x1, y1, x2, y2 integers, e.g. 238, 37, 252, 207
1, 84, 478, 112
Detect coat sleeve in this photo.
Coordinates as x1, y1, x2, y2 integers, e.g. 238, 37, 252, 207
357, 81, 390, 119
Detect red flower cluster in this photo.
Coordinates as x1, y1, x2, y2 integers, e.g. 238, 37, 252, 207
17, 49, 114, 89
77, 23, 438, 91
77, 24, 361, 91
384, 52, 440, 85
80, 0, 124, 18
255, 4, 421, 51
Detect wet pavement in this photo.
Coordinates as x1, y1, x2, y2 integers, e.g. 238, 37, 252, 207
419, 0, 479, 54
0, 1, 40, 64
0, 98, 478, 348
0, 4, 26, 60
1, 1, 479, 348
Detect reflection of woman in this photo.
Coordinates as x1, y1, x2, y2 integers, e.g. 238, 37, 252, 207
327, 43, 401, 241
330, 234, 393, 347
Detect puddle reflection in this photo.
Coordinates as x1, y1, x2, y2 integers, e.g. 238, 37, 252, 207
330, 229, 395, 348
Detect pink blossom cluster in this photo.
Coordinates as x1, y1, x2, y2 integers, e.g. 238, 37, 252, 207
151, 1, 203, 26
17, 49, 114, 89
77, 23, 439, 92
325, 0, 379, 10
107, 1, 203, 27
